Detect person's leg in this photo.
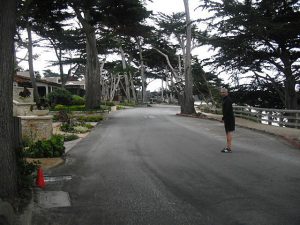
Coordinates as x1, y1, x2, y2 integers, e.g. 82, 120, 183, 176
226, 131, 233, 150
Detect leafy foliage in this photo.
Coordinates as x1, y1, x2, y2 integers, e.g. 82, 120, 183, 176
75, 115, 104, 122
197, 0, 300, 109
72, 95, 85, 105
119, 100, 136, 107
48, 88, 73, 106
63, 134, 80, 142
16, 148, 40, 191
231, 83, 284, 109
23, 135, 65, 158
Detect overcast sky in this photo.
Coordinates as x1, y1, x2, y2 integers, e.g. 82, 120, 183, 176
147, 0, 200, 18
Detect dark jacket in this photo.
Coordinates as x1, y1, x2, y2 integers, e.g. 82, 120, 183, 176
222, 96, 234, 122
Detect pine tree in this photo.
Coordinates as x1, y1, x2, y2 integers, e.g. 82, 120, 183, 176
198, 0, 300, 109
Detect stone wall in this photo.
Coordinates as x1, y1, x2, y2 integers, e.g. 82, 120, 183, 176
20, 116, 53, 141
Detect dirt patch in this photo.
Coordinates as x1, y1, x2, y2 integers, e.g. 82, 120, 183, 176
26, 158, 64, 170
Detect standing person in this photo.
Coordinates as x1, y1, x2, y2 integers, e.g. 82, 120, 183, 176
220, 88, 235, 153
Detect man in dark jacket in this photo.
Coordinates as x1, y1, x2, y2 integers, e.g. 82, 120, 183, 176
220, 88, 235, 153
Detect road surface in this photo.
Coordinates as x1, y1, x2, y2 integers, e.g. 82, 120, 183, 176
33, 105, 300, 225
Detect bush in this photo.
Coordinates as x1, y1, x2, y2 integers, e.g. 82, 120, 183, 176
52, 105, 86, 112
82, 123, 94, 129
76, 115, 104, 122
119, 100, 136, 107
16, 148, 40, 190
100, 105, 111, 111
69, 105, 86, 111
117, 105, 125, 110
54, 104, 65, 111
63, 134, 79, 142
72, 95, 85, 105
23, 135, 65, 158
104, 101, 115, 106
48, 88, 73, 106
60, 123, 75, 133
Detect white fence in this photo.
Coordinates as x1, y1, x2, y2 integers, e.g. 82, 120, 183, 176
233, 106, 300, 129
197, 104, 300, 129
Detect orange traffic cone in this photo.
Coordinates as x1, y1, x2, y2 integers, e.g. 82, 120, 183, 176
36, 167, 45, 188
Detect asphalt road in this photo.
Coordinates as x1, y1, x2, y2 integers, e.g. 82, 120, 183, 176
33, 105, 300, 225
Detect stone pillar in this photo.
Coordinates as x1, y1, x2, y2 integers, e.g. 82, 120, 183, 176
19, 115, 53, 142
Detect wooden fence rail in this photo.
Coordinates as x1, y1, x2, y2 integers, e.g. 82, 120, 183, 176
233, 106, 300, 129
197, 104, 300, 129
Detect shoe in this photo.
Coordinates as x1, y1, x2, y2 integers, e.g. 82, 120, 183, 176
221, 147, 232, 153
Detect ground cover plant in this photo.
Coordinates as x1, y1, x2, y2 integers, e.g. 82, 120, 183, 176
23, 135, 65, 158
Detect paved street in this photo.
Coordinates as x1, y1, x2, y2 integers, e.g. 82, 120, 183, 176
33, 105, 300, 225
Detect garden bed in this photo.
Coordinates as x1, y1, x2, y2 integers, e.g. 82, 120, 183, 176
26, 157, 64, 170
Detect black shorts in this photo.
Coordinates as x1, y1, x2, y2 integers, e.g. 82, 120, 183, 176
224, 119, 235, 133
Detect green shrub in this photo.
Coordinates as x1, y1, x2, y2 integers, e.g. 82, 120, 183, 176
104, 101, 115, 106
117, 105, 125, 110
16, 148, 40, 190
69, 105, 86, 111
100, 105, 111, 111
76, 115, 104, 122
23, 135, 65, 158
52, 114, 59, 122
48, 88, 73, 106
82, 123, 94, 129
60, 123, 75, 133
54, 104, 65, 111
63, 134, 80, 142
49, 135, 65, 157
119, 100, 136, 107
52, 105, 86, 112
72, 95, 85, 105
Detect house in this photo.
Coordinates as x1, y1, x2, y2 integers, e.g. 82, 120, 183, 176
65, 80, 86, 97
14, 71, 61, 97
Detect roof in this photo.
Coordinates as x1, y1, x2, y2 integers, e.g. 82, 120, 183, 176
15, 74, 61, 87
65, 80, 85, 86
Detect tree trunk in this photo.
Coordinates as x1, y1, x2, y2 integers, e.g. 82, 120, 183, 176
181, 0, 195, 114
109, 74, 121, 101
137, 38, 146, 103
161, 78, 164, 102
281, 49, 297, 110
0, 0, 18, 200
129, 72, 137, 102
73, 8, 102, 109
119, 46, 131, 101
85, 31, 101, 109
27, 24, 40, 105
75, 11, 101, 109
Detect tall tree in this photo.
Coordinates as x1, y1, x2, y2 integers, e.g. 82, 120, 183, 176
17, 0, 71, 103
198, 0, 300, 109
70, 0, 151, 108
182, 0, 195, 114
154, 11, 201, 112
0, 0, 18, 200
